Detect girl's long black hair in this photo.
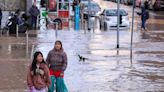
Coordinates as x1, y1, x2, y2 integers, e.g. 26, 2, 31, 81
31, 51, 46, 75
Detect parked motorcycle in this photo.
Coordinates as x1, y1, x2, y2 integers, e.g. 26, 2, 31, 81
2, 12, 16, 34
2, 12, 29, 35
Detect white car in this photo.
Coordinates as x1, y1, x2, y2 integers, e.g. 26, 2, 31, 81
81, 0, 93, 4
99, 9, 130, 31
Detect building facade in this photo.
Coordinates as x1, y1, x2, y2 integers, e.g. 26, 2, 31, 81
0, 0, 26, 11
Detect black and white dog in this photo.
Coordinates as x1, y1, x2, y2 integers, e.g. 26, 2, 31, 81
78, 54, 88, 62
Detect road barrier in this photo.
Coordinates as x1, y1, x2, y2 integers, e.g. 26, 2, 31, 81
0, 29, 2, 37
16, 24, 19, 38
26, 31, 29, 59
31, 44, 35, 60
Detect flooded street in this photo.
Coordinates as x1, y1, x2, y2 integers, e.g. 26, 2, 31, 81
0, 24, 164, 92
94, 0, 164, 31
0, 1, 164, 92
34, 28, 164, 92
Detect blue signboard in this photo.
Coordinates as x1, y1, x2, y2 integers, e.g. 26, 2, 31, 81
75, 5, 80, 31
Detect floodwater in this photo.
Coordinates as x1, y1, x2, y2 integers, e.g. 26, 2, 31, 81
0, 1, 164, 92
0, 37, 35, 92
34, 26, 164, 92
0, 19, 164, 92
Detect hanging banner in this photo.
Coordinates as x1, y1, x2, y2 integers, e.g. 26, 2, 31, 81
49, 0, 57, 11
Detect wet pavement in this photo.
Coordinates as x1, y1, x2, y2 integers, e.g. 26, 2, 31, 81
0, 23, 164, 92
94, 0, 164, 31
35, 28, 164, 92
0, 36, 36, 92
0, 1, 164, 92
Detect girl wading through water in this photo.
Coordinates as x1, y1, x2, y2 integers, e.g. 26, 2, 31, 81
46, 40, 68, 92
27, 51, 51, 92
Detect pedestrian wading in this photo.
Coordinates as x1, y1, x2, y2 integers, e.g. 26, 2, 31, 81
46, 40, 68, 92
27, 51, 51, 92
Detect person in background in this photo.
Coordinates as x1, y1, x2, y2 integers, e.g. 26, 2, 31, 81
40, 0, 46, 8
29, 4, 40, 29
137, 2, 149, 31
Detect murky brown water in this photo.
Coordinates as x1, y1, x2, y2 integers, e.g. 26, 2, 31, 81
0, 36, 36, 92
0, 1, 164, 91
0, 44, 29, 59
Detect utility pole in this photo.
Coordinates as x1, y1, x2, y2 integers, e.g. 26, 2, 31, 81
117, 0, 120, 48
88, 0, 91, 31
130, 0, 135, 59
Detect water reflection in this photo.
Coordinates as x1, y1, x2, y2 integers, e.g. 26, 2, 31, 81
0, 44, 32, 59
34, 19, 164, 91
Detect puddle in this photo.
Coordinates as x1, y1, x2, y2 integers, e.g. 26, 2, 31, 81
0, 44, 32, 59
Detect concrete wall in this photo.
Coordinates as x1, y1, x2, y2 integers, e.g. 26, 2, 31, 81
26, 0, 33, 13
0, 0, 26, 11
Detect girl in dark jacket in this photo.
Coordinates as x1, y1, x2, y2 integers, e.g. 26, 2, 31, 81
46, 40, 68, 92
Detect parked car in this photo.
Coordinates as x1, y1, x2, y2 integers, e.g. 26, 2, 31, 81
124, 0, 133, 5
148, 0, 164, 10
81, 0, 93, 4
82, 2, 101, 20
99, 9, 130, 30
136, 0, 150, 8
